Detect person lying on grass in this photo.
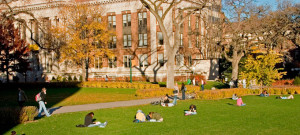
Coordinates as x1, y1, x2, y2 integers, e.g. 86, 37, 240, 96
147, 112, 163, 122
276, 95, 294, 99
237, 97, 246, 106
133, 109, 146, 123
184, 104, 197, 116
76, 112, 107, 128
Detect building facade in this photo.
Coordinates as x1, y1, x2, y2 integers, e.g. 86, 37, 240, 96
1, 0, 222, 82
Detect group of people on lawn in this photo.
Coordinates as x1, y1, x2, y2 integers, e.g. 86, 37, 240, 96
16, 81, 295, 129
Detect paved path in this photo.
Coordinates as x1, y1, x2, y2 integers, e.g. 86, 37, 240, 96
50, 98, 161, 114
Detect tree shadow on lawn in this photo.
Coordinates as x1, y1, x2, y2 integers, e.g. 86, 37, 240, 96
0, 82, 81, 134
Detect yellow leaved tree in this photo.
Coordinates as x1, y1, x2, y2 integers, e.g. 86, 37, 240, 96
52, 4, 114, 81
240, 52, 286, 90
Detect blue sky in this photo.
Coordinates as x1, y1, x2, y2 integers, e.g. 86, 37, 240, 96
254, 0, 298, 10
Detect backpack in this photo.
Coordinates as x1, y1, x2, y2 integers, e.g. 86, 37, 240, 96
35, 92, 42, 102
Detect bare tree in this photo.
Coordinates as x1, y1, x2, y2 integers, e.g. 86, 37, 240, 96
139, 0, 215, 88
220, 0, 267, 87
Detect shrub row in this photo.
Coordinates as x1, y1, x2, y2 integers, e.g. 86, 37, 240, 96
272, 80, 294, 86
136, 88, 173, 97
136, 87, 300, 99
195, 87, 300, 100
0, 106, 38, 125
81, 82, 160, 89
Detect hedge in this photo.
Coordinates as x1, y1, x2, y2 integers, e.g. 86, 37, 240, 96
80, 82, 160, 89
0, 106, 38, 125
136, 88, 173, 97
136, 87, 300, 99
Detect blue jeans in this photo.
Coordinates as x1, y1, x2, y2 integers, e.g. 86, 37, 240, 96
173, 95, 177, 105
38, 101, 50, 117
201, 85, 204, 91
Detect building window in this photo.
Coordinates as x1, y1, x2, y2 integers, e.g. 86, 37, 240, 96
123, 13, 131, 27
176, 54, 184, 66
139, 34, 147, 47
108, 15, 116, 28
157, 32, 164, 45
180, 34, 183, 47
108, 57, 117, 68
196, 36, 199, 48
196, 17, 199, 29
123, 34, 132, 48
138, 12, 147, 27
123, 55, 131, 68
158, 53, 164, 66
139, 54, 148, 67
188, 55, 192, 66
188, 16, 191, 28
109, 36, 116, 49
94, 57, 103, 69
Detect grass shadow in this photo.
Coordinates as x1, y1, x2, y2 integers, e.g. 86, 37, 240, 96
0, 82, 81, 134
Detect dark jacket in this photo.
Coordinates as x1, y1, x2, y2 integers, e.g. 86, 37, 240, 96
18, 90, 28, 101
40, 92, 46, 102
84, 115, 93, 126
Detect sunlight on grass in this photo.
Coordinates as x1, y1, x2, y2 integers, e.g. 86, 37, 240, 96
53, 88, 141, 107
6, 95, 300, 135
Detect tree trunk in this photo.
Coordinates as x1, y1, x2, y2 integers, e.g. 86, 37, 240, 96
166, 50, 175, 88
231, 59, 239, 87
82, 59, 86, 82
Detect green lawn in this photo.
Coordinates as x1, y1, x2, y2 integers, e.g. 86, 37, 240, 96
0, 88, 140, 107
5, 95, 300, 135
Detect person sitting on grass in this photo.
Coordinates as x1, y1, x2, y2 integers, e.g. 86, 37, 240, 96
161, 94, 176, 107
133, 109, 146, 123
148, 112, 163, 122
184, 104, 197, 116
237, 97, 246, 106
81, 112, 107, 128
232, 94, 238, 100
260, 90, 270, 97
277, 95, 294, 99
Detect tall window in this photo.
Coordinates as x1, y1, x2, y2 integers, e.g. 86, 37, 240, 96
158, 54, 164, 66
157, 32, 163, 45
109, 36, 116, 49
139, 34, 147, 47
123, 14, 131, 27
188, 16, 191, 28
188, 55, 192, 66
123, 55, 131, 68
108, 57, 117, 68
196, 17, 199, 29
139, 54, 148, 67
108, 15, 116, 28
180, 34, 183, 47
176, 54, 184, 66
94, 57, 103, 69
123, 34, 132, 48
138, 12, 147, 27
196, 36, 199, 48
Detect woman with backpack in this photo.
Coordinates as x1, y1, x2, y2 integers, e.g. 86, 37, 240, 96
37, 87, 51, 117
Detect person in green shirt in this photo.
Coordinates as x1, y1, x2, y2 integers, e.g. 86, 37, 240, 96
187, 78, 191, 85
149, 112, 163, 122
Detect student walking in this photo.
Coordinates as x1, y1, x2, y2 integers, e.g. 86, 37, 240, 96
37, 87, 51, 117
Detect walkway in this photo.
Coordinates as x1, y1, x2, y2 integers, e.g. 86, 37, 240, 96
50, 97, 161, 114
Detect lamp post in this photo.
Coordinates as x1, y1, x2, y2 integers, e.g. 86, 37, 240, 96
129, 56, 132, 83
